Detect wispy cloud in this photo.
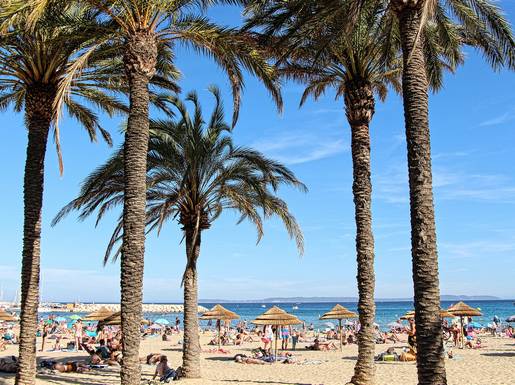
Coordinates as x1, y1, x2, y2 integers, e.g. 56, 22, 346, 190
479, 111, 515, 127
440, 238, 515, 259
252, 130, 348, 165
373, 162, 515, 204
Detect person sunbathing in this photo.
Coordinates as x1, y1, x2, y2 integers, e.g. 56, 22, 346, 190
40, 360, 90, 373
140, 353, 162, 365
0, 356, 17, 373
152, 356, 181, 381
307, 338, 337, 351
234, 354, 269, 365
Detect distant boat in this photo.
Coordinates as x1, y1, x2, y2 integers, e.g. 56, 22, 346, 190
292, 305, 299, 310
261, 304, 266, 308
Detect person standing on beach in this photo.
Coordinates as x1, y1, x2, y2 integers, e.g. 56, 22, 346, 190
40, 323, 50, 352
281, 326, 290, 350
74, 319, 83, 351
175, 317, 180, 333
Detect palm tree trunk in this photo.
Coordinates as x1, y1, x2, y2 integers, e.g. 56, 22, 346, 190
15, 86, 53, 385
120, 31, 157, 385
182, 227, 201, 378
394, 2, 447, 384
345, 81, 376, 385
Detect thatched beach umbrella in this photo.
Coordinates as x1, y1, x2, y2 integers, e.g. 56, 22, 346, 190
252, 306, 301, 359
448, 301, 482, 348
319, 304, 358, 350
97, 312, 149, 328
401, 309, 454, 320
0, 309, 16, 322
83, 306, 113, 321
200, 304, 240, 350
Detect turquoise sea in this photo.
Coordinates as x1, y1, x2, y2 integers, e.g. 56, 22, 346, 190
41, 300, 514, 330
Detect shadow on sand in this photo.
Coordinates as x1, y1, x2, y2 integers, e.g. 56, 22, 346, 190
481, 351, 515, 358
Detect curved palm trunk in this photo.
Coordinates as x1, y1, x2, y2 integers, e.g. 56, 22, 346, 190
15, 86, 54, 385
182, 227, 202, 378
120, 31, 157, 385
394, 2, 447, 384
345, 81, 376, 385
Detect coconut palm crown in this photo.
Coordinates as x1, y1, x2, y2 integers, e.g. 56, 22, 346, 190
53, 86, 305, 376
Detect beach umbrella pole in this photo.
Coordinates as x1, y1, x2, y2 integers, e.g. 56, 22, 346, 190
218, 320, 221, 351
339, 319, 343, 351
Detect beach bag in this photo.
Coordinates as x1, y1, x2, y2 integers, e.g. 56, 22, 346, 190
380, 354, 397, 362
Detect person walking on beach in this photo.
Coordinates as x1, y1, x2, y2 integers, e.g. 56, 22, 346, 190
175, 317, 180, 333
73, 319, 83, 351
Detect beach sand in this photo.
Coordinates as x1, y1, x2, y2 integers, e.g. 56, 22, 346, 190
1, 334, 514, 385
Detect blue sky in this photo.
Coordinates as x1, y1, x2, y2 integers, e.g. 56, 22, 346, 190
1, 3, 515, 303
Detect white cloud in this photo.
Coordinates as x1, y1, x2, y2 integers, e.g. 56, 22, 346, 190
479, 111, 515, 127
252, 131, 348, 165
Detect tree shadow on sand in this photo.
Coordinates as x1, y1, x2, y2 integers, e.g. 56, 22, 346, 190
481, 351, 515, 358
219, 381, 314, 385
204, 356, 234, 362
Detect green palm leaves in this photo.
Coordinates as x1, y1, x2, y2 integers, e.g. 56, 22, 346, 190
54, 86, 305, 259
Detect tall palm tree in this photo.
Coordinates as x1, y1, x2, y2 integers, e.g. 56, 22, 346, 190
0, 8, 126, 385
276, 4, 401, 383
53, 87, 305, 378
244, 1, 514, 383
0, 4, 178, 384
22, 2, 282, 382
251, 1, 462, 383
385, 2, 513, 383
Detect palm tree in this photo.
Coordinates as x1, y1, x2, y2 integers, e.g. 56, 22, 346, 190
0, 8, 126, 385
21, 2, 282, 382
0, 4, 178, 383
386, 2, 513, 383
276, 4, 402, 383
53, 87, 305, 378
244, 1, 514, 383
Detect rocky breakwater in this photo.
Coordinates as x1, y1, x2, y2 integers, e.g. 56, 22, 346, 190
71, 303, 209, 313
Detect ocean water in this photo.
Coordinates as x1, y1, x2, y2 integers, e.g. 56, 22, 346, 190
40, 300, 514, 330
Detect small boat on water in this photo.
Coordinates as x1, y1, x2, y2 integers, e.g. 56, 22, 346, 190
261, 304, 266, 308
292, 305, 299, 310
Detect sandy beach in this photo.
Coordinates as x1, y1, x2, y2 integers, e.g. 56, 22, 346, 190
1, 333, 513, 385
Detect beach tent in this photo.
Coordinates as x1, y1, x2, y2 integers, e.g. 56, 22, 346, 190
319, 304, 358, 351
200, 304, 239, 351
0, 309, 16, 322
252, 306, 301, 360
447, 301, 482, 348
83, 306, 113, 321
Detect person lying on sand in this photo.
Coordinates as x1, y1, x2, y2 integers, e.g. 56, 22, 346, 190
306, 339, 337, 351
141, 353, 162, 365
234, 354, 269, 365
40, 360, 90, 373
0, 356, 18, 373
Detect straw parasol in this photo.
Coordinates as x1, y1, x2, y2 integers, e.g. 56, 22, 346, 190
252, 306, 301, 359
447, 302, 482, 348
83, 306, 113, 321
0, 309, 16, 322
401, 309, 454, 320
319, 304, 358, 350
97, 312, 149, 328
200, 304, 240, 350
